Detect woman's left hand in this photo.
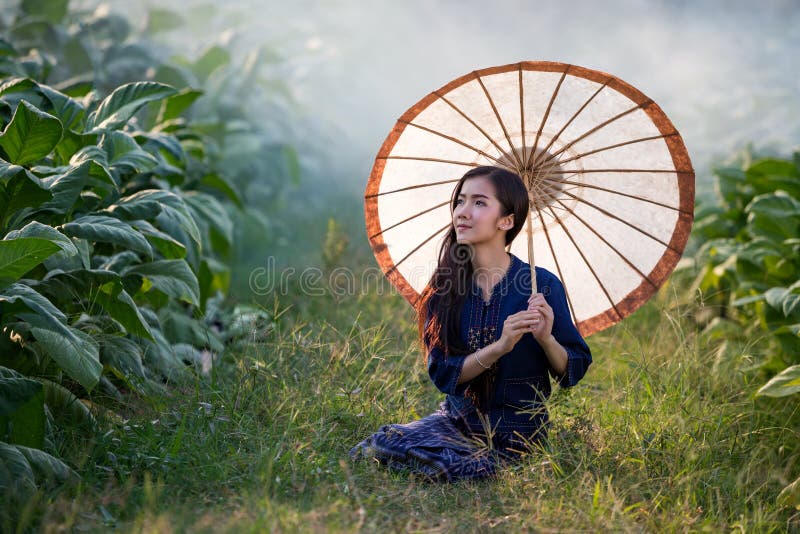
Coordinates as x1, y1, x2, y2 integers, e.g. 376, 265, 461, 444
527, 293, 554, 342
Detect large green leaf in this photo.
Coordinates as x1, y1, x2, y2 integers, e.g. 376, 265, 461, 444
100, 251, 140, 273
130, 220, 186, 259
0, 78, 42, 115
101, 336, 147, 378
0, 237, 60, 290
714, 166, 747, 209
30, 326, 101, 392
95, 287, 154, 340
54, 129, 96, 163
114, 189, 201, 246
0, 78, 40, 108
125, 259, 199, 306
0, 441, 75, 501
151, 63, 195, 90
756, 365, 800, 397
0, 160, 51, 229
107, 192, 162, 220
16, 444, 76, 484
0, 282, 68, 327
44, 236, 90, 272
38, 160, 115, 213
61, 215, 153, 258
100, 131, 158, 172
68, 145, 115, 187
69, 145, 109, 168
0, 158, 27, 183
0, 100, 63, 165
156, 88, 202, 124
0, 377, 42, 417
746, 191, 800, 242
39, 378, 95, 428
745, 158, 798, 181
763, 284, 800, 317
39, 84, 85, 131
136, 132, 186, 170
0, 440, 36, 496
37, 268, 120, 301
4, 221, 78, 257
87, 82, 177, 132
184, 191, 233, 245
0, 284, 101, 391
0, 376, 44, 448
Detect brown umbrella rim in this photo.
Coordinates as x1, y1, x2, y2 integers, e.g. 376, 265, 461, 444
364, 60, 695, 337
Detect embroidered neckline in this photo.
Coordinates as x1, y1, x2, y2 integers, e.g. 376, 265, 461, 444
470, 253, 519, 305
466, 254, 520, 352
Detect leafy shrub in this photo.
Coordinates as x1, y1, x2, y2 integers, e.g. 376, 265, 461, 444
688, 150, 800, 504
0, 76, 234, 389
0, 1, 258, 508
690, 151, 800, 378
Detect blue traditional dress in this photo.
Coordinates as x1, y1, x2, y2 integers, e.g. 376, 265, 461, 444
350, 253, 592, 481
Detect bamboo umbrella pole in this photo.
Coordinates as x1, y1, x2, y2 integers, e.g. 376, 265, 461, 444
527, 209, 537, 294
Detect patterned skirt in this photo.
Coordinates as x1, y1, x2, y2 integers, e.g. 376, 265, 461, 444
349, 409, 526, 481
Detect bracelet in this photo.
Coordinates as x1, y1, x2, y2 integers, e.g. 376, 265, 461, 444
474, 349, 491, 370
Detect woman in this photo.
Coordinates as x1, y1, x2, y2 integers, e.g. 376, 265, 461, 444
350, 165, 592, 481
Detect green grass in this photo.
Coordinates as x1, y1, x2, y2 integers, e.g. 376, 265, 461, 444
14, 262, 800, 532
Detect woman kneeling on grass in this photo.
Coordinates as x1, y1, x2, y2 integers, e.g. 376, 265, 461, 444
350, 165, 592, 481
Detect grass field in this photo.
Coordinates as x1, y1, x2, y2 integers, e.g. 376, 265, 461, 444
16, 254, 800, 533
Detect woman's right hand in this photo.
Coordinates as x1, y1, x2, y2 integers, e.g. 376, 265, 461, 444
497, 309, 541, 354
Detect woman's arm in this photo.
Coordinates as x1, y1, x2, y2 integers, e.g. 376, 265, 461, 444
529, 277, 592, 387
527, 292, 568, 375
455, 340, 506, 384
456, 307, 547, 384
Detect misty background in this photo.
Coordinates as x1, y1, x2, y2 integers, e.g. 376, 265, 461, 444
106, 0, 799, 262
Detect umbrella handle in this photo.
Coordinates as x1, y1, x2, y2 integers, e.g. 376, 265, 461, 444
527, 210, 537, 294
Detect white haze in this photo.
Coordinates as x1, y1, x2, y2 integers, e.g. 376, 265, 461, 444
110, 0, 800, 200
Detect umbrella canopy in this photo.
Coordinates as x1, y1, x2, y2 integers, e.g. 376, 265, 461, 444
365, 61, 694, 336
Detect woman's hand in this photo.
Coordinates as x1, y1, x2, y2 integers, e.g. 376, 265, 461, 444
497, 309, 542, 354
527, 292, 554, 343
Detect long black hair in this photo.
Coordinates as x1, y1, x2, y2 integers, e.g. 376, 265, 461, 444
417, 165, 529, 405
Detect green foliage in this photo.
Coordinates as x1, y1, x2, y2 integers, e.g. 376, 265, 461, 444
690, 151, 800, 365
758, 364, 800, 397
8, 279, 797, 531
687, 148, 800, 503
0, 373, 44, 447
0, 0, 307, 526
0, 237, 60, 288
87, 82, 176, 132
0, 100, 62, 165
0, 70, 232, 397
0, 0, 274, 515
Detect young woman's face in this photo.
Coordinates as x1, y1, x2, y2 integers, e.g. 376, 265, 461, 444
453, 176, 511, 245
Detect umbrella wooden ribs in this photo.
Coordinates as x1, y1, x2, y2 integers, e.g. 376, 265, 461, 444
365, 61, 694, 336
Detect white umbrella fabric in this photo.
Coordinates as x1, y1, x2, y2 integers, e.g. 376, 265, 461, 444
365, 61, 694, 336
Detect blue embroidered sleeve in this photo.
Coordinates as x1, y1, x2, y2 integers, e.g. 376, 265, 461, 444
426, 346, 469, 396
546, 275, 592, 388
423, 302, 470, 396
